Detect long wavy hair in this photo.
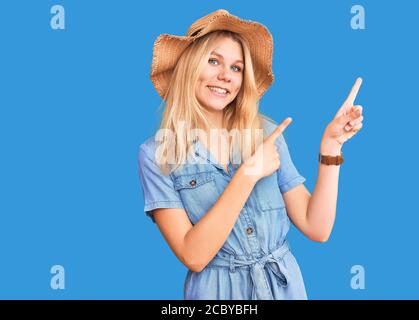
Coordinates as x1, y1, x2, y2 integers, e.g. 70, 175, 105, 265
155, 30, 273, 174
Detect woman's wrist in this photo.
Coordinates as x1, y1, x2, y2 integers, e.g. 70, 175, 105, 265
238, 162, 261, 185
320, 138, 342, 156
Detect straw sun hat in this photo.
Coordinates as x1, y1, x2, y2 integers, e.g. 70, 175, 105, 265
150, 9, 274, 100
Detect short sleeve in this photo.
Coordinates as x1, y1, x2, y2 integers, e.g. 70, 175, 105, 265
137, 143, 184, 223
275, 133, 306, 194
262, 116, 306, 194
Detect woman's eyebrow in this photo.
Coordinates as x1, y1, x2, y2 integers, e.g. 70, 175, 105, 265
210, 51, 243, 64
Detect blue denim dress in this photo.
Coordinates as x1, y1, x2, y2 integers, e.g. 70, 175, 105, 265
138, 118, 308, 300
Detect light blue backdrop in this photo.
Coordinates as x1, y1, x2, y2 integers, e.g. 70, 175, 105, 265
0, 0, 417, 299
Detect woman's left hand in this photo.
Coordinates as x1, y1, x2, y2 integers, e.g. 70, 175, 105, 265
320, 77, 364, 155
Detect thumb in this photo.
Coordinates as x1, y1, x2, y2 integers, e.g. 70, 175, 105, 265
265, 117, 292, 143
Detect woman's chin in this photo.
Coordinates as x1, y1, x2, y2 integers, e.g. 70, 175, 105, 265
198, 97, 231, 112
206, 103, 228, 112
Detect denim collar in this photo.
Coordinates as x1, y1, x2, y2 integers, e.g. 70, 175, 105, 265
191, 137, 239, 174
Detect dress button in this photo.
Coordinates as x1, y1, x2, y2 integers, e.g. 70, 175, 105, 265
189, 179, 197, 187
246, 227, 253, 235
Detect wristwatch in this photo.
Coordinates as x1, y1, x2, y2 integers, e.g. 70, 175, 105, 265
318, 150, 344, 165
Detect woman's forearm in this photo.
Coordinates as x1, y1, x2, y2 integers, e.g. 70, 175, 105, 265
305, 142, 342, 242
183, 165, 257, 272
304, 78, 363, 242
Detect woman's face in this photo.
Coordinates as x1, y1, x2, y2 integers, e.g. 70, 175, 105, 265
195, 37, 244, 113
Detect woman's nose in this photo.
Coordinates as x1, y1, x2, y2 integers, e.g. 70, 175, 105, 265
217, 68, 232, 82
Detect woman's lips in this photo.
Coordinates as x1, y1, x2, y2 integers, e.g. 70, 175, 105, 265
207, 86, 229, 98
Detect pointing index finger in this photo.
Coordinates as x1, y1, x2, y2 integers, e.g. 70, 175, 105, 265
345, 77, 363, 106
266, 117, 292, 143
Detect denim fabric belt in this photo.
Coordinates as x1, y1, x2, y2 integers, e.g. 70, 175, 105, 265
207, 240, 291, 300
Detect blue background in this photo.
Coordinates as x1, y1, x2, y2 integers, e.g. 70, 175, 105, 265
0, 0, 417, 299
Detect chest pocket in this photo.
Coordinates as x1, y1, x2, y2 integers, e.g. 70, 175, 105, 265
172, 171, 220, 224
254, 173, 285, 211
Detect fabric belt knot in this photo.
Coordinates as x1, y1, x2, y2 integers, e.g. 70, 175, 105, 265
207, 240, 292, 300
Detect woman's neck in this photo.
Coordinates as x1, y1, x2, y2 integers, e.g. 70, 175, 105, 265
203, 109, 225, 130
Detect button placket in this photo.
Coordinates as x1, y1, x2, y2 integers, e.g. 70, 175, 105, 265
240, 206, 261, 256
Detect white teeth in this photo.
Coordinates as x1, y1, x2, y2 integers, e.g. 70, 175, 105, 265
208, 86, 228, 94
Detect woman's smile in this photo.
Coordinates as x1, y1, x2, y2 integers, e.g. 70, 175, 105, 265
207, 85, 230, 98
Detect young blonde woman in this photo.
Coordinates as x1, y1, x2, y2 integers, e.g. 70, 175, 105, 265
138, 9, 364, 300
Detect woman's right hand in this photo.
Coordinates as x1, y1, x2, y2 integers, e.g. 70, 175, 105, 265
242, 117, 293, 182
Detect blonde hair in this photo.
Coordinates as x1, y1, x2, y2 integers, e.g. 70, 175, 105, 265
156, 30, 273, 174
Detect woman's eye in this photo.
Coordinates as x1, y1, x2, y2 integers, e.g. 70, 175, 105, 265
209, 58, 242, 72
208, 58, 218, 65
